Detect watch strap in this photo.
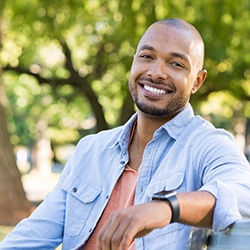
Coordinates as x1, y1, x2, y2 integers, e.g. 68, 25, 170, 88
167, 195, 180, 223
152, 192, 180, 223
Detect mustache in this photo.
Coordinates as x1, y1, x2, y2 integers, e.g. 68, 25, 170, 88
138, 77, 172, 87
142, 77, 165, 85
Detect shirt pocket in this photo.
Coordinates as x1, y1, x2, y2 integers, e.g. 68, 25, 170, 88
145, 171, 186, 237
62, 173, 102, 236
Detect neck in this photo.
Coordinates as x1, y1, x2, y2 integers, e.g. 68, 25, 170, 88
132, 113, 169, 153
138, 111, 173, 140
128, 111, 175, 171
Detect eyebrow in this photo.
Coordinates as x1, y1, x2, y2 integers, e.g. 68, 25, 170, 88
138, 44, 155, 51
170, 52, 189, 63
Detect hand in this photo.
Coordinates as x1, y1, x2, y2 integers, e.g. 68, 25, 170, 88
97, 200, 172, 250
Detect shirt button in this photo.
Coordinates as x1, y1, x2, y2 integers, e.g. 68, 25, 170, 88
72, 187, 77, 193
106, 195, 109, 199
89, 228, 92, 233
120, 160, 126, 165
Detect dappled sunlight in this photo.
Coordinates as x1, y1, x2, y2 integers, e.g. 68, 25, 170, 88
39, 43, 65, 68
21, 170, 60, 203
242, 80, 250, 96
200, 91, 240, 118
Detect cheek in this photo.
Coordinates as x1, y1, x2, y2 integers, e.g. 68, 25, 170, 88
130, 63, 141, 77
173, 75, 189, 90
130, 59, 149, 76
175, 73, 194, 89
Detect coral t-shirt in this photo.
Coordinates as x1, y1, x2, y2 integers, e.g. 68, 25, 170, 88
82, 165, 138, 249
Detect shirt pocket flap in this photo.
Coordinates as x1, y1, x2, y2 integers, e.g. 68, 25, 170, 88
145, 171, 185, 198
62, 173, 102, 203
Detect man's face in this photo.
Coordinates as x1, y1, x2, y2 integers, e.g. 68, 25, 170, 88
129, 24, 205, 119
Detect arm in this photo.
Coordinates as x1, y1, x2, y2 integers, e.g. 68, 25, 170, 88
177, 191, 215, 228
97, 190, 215, 250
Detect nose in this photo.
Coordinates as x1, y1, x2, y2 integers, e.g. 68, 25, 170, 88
147, 60, 168, 80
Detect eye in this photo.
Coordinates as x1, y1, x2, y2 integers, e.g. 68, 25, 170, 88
169, 62, 184, 68
140, 54, 153, 60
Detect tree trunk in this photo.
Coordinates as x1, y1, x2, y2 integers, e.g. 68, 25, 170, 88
0, 17, 33, 226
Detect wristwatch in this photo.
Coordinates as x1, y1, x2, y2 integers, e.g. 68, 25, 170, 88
152, 190, 180, 223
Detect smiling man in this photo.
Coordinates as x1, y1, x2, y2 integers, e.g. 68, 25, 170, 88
1, 18, 250, 250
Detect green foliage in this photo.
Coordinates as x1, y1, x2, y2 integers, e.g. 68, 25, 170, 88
1, 0, 250, 148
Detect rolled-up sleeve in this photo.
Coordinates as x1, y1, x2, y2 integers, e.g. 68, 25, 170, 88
200, 180, 242, 231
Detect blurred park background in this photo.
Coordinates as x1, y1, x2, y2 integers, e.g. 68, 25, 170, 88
0, 0, 250, 242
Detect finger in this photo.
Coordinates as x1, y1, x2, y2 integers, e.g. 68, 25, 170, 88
110, 217, 134, 250
97, 212, 123, 250
118, 221, 138, 250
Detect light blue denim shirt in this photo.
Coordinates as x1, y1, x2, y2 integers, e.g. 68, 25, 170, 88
1, 104, 250, 250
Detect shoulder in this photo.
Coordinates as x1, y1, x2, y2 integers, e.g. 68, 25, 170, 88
189, 115, 235, 142
187, 116, 245, 162
76, 125, 123, 151
75, 113, 137, 152
61, 126, 125, 177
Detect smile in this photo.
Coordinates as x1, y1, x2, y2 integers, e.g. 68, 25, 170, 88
144, 85, 166, 95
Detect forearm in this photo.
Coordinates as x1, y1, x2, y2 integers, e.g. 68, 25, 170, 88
177, 191, 216, 228
152, 190, 216, 229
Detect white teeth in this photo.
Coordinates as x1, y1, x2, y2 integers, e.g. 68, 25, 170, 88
144, 85, 166, 95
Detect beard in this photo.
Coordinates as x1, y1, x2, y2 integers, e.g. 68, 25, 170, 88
130, 85, 190, 117
134, 96, 188, 117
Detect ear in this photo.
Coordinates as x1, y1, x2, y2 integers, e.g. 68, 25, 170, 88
191, 69, 207, 94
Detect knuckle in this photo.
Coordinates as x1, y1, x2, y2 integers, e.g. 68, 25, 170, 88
111, 235, 120, 245
101, 235, 110, 246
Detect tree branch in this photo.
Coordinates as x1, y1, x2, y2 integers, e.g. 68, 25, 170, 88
3, 65, 67, 86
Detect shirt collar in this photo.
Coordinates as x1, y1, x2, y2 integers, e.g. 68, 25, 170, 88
161, 103, 194, 140
114, 103, 194, 150
113, 113, 138, 152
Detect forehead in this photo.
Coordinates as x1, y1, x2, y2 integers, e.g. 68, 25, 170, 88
137, 24, 196, 56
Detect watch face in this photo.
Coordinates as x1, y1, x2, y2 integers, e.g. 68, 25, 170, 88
153, 190, 177, 199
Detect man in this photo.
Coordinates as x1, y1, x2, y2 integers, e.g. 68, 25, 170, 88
1, 18, 250, 250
